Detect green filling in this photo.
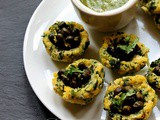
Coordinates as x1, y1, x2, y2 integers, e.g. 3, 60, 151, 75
148, 1, 156, 12
150, 58, 160, 67
109, 59, 120, 69
117, 38, 139, 54
64, 65, 84, 76
58, 52, 64, 60
80, 0, 129, 12
112, 89, 135, 108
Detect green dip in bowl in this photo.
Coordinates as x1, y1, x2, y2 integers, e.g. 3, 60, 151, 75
80, 0, 129, 12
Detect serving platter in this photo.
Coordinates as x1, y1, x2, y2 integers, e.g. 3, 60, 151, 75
23, 0, 160, 119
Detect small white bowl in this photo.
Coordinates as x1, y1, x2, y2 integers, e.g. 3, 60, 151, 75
71, 0, 138, 32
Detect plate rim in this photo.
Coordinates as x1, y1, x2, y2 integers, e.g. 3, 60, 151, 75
23, 0, 160, 120
23, 0, 61, 119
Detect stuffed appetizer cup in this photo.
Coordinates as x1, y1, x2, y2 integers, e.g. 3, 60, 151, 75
53, 59, 105, 105
146, 58, 160, 91
104, 75, 157, 120
139, 0, 160, 14
42, 21, 89, 62
99, 32, 149, 75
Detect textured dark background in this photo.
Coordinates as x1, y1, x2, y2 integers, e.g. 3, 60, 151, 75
0, 0, 58, 119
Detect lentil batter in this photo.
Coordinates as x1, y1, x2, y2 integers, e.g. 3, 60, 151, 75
53, 59, 105, 105
104, 75, 157, 120
42, 21, 90, 62
146, 58, 160, 90
140, 0, 160, 14
99, 32, 149, 75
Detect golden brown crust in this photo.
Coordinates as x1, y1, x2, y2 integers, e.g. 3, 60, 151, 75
146, 58, 160, 90
53, 59, 105, 105
104, 75, 157, 120
99, 33, 149, 75
140, 0, 160, 14
42, 21, 90, 62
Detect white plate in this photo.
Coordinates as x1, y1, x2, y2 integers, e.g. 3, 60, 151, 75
23, 0, 160, 119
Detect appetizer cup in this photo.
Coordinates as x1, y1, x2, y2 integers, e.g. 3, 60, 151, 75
71, 0, 138, 32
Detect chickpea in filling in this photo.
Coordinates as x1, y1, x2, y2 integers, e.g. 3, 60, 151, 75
150, 58, 160, 76
154, 14, 160, 30
140, 0, 157, 14
106, 35, 141, 61
53, 59, 105, 105
154, 14, 160, 25
99, 32, 149, 75
146, 58, 160, 90
109, 86, 144, 116
104, 75, 157, 119
48, 21, 81, 50
57, 62, 91, 88
43, 21, 90, 62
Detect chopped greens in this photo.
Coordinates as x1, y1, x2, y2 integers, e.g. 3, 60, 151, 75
58, 52, 64, 60
117, 38, 139, 54
150, 58, 160, 67
64, 65, 84, 76
112, 89, 135, 107
71, 90, 75, 96
109, 59, 120, 69
125, 36, 130, 42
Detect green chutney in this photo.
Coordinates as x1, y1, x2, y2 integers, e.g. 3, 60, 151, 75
80, 0, 129, 12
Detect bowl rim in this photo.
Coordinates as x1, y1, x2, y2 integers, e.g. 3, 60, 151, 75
71, 0, 138, 16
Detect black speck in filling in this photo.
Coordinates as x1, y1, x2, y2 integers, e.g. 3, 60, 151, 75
150, 58, 160, 76
58, 62, 91, 88
109, 59, 120, 69
107, 36, 141, 61
49, 21, 82, 50
109, 86, 145, 116
148, 1, 156, 13
155, 15, 160, 24
150, 58, 160, 67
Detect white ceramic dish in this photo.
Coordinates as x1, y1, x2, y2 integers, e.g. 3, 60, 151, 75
71, 0, 137, 32
23, 0, 160, 119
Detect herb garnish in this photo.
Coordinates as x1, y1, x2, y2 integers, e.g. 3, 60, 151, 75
117, 38, 139, 54
64, 65, 84, 76
112, 89, 135, 107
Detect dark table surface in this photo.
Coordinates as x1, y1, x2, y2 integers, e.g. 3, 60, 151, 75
0, 0, 58, 119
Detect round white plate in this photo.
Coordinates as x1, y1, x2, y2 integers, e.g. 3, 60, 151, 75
23, 0, 160, 119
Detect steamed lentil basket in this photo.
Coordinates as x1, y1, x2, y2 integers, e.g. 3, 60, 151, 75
99, 32, 149, 75
139, 1, 160, 30
52, 59, 105, 105
42, 21, 90, 62
139, 0, 160, 14
104, 75, 157, 120
146, 58, 160, 90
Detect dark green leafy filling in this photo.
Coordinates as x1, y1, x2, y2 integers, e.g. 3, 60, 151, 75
150, 58, 160, 76
140, 0, 156, 12
58, 62, 92, 88
148, 1, 156, 12
47, 21, 82, 50
109, 59, 120, 69
150, 58, 160, 67
117, 38, 139, 54
145, 70, 160, 89
155, 15, 160, 24
109, 86, 144, 116
107, 34, 141, 63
